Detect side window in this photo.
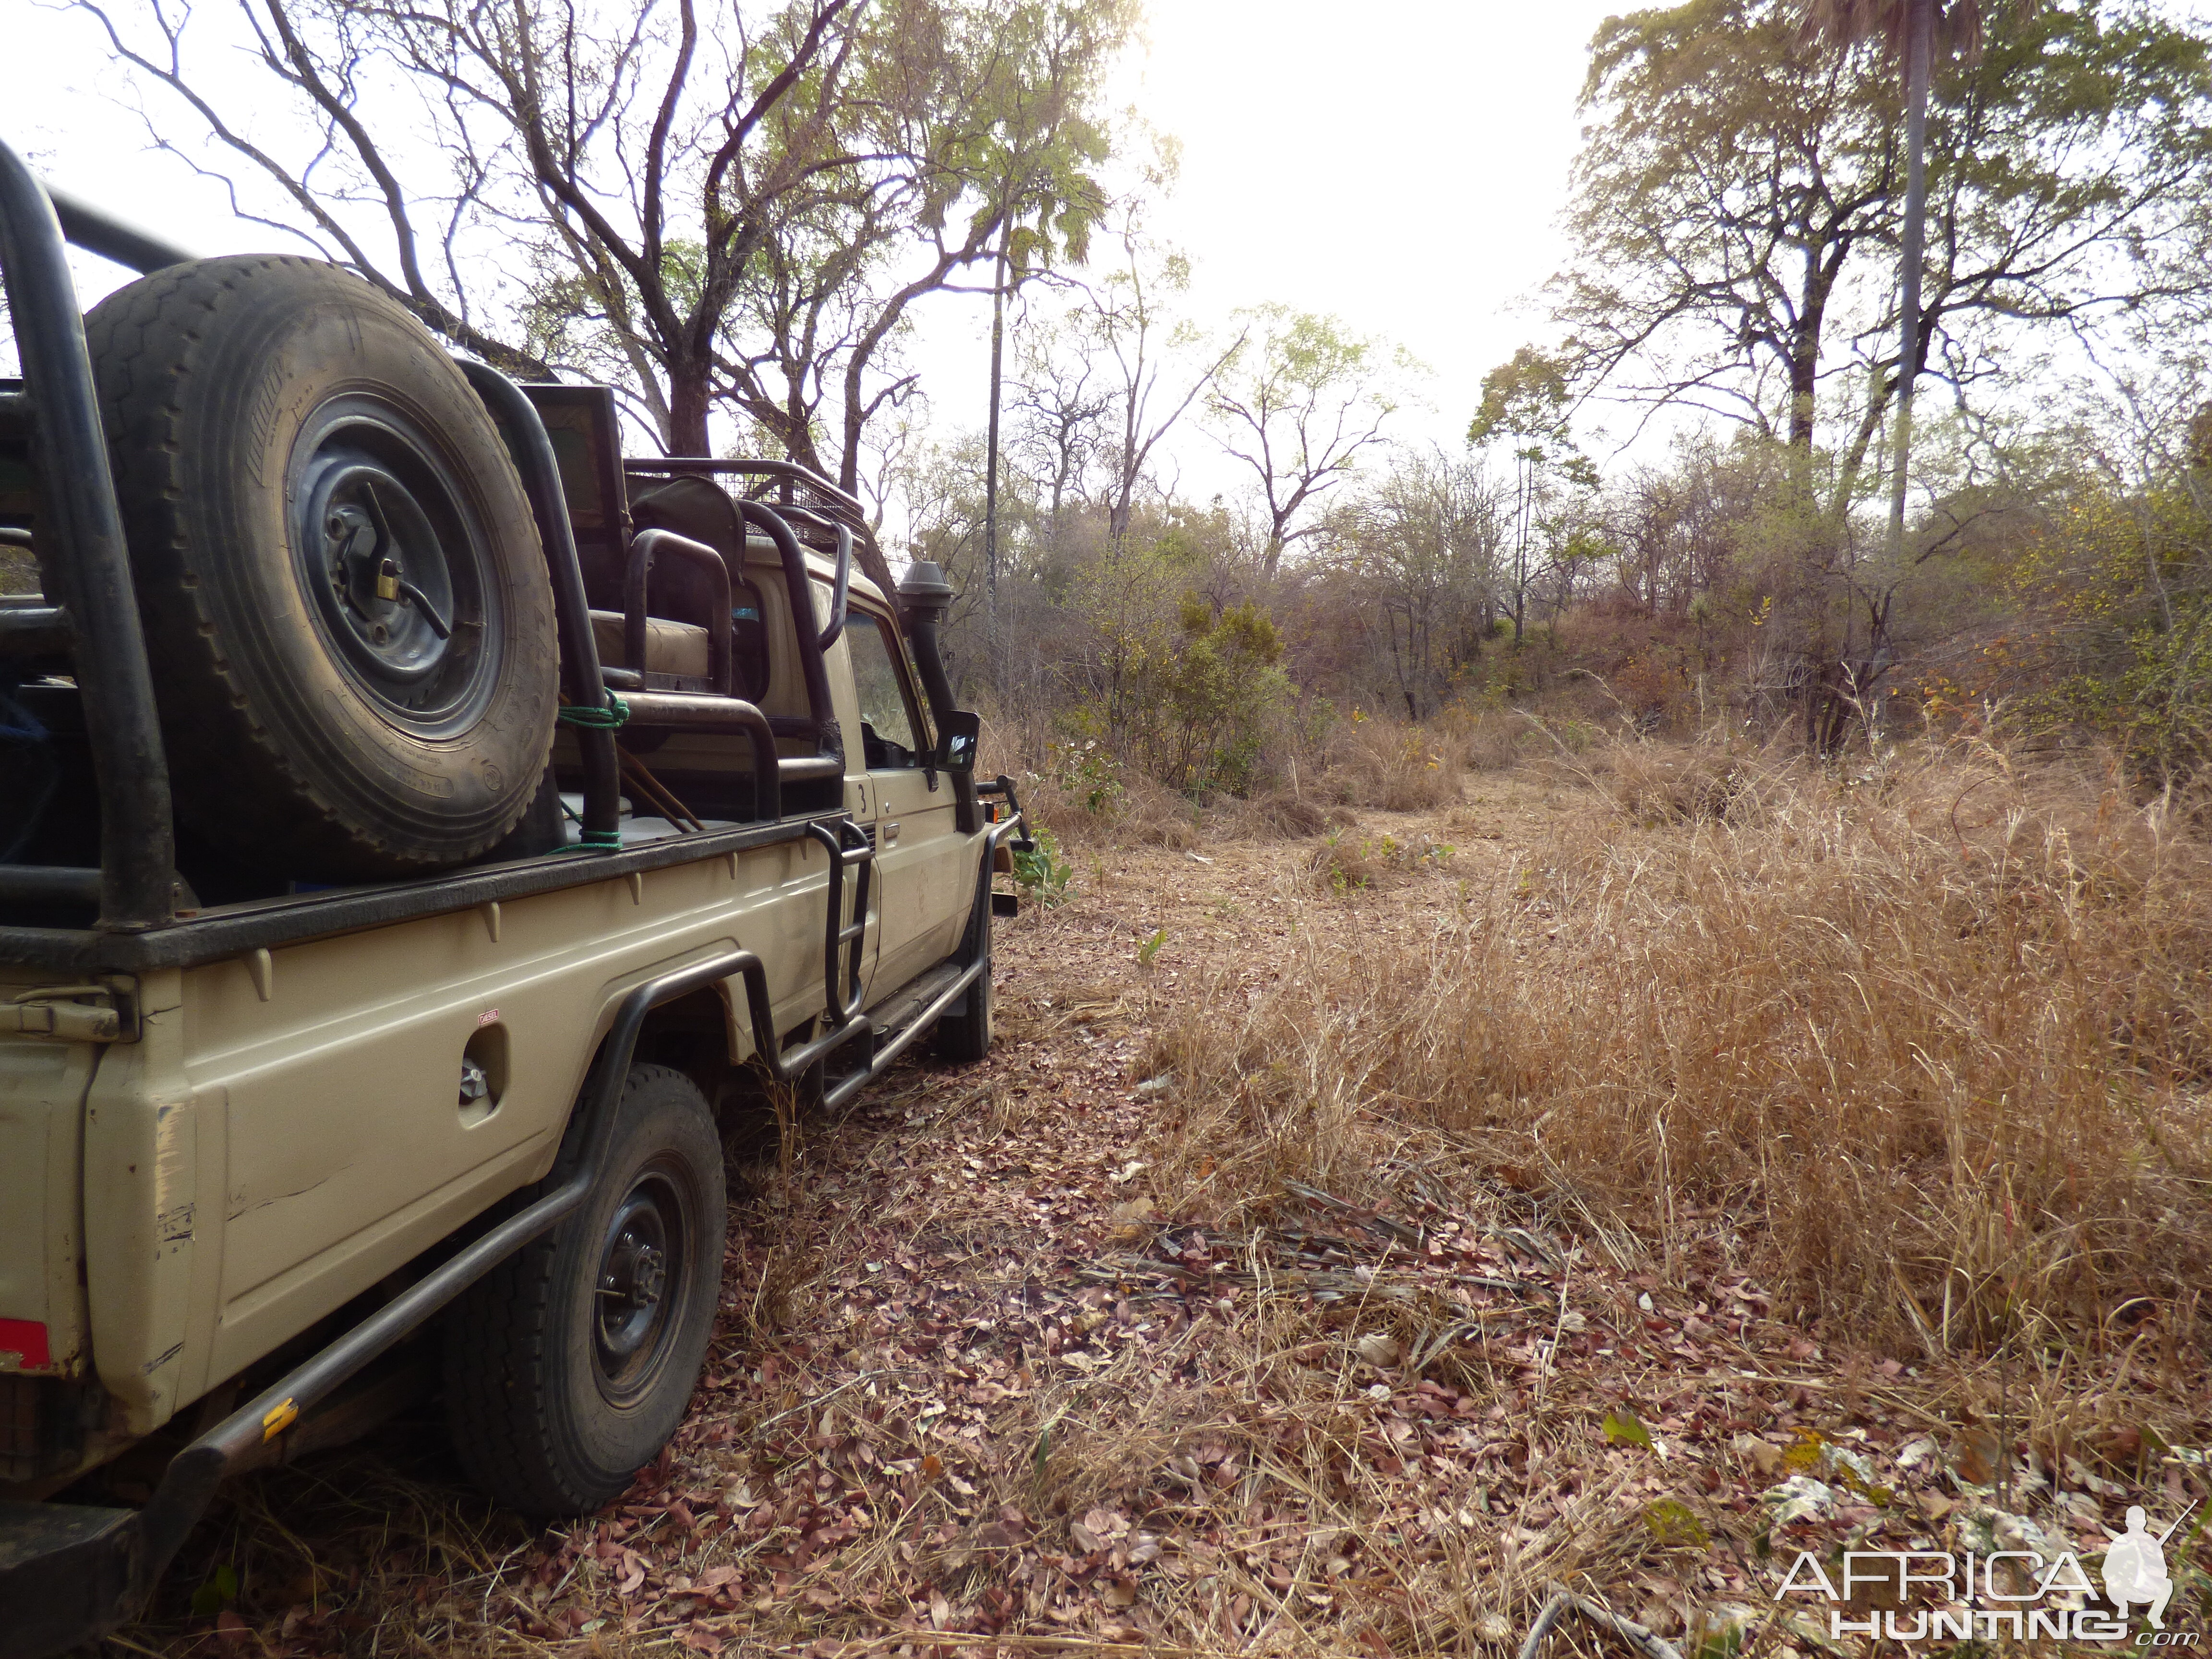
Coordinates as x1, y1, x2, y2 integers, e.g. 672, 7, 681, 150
847, 615, 927, 769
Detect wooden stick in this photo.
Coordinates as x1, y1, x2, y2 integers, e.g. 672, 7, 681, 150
1519, 1587, 1685, 1659
615, 744, 707, 832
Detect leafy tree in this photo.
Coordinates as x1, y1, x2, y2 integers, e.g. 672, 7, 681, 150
1989, 375, 2212, 781
718, 0, 1132, 490
1469, 346, 1596, 642
1552, 0, 2212, 500
1154, 595, 1292, 793
1542, 0, 2212, 749
72, 0, 1130, 465
1800, 0, 2010, 598
1044, 500, 1287, 792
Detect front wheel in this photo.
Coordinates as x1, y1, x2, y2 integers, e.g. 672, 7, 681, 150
443, 1064, 724, 1518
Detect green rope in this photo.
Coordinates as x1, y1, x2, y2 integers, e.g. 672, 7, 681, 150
556, 695, 630, 731
550, 732, 623, 853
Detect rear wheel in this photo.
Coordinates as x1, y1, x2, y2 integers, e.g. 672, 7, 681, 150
81, 256, 557, 878
443, 1064, 725, 1519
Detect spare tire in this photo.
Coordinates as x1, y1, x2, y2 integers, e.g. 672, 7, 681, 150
79, 256, 557, 878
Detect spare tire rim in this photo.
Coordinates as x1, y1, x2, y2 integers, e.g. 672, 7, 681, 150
593, 1167, 689, 1406
290, 395, 503, 737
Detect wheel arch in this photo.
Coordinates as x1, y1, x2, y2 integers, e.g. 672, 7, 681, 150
629, 984, 738, 1102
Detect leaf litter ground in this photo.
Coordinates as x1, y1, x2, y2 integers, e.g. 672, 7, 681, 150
116, 778, 2212, 1659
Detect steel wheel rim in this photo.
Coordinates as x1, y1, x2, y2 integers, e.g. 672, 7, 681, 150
592, 1165, 690, 1406
289, 394, 503, 737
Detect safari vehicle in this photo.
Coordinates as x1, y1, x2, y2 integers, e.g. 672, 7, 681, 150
0, 136, 1027, 1658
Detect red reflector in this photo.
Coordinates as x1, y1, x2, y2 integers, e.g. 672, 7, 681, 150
0, 1320, 50, 1369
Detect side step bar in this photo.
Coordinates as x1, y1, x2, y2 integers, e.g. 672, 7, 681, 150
740, 808, 1024, 1113
867, 961, 965, 1039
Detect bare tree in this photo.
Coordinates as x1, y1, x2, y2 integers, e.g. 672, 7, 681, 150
1005, 316, 1115, 526
1070, 213, 1241, 541
1209, 305, 1404, 578
1344, 446, 1506, 717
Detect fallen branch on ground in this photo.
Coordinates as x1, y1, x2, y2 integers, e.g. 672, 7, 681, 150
1518, 1585, 1685, 1659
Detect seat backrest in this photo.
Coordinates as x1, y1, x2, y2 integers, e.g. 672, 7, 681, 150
626, 475, 769, 700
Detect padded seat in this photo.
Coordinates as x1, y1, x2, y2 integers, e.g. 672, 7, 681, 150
590, 610, 711, 679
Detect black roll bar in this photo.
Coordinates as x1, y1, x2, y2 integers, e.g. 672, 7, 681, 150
453, 361, 624, 852
618, 455, 867, 527
779, 504, 853, 650
615, 690, 782, 821
39, 180, 195, 275
0, 138, 177, 931
737, 500, 842, 757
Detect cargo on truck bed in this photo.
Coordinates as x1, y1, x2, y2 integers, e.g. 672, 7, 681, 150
0, 136, 1028, 1658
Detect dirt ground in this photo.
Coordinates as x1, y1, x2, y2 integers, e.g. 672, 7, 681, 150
116, 774, 2212, 1659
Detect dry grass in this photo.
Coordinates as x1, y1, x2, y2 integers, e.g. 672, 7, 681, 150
1306, 719, 1463, 813
1022, 716, 1465, 852
1029, 769, 1204, 852
108, 747, 2212, 1659
1579, 733, 1768, 825
1460, 712, 1527, 773
1145, 733, 2212, 1350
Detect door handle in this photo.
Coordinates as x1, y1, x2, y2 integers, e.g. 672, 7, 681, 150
884, 821, 900, 845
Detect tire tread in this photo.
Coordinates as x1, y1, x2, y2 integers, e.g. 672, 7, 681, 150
79, 255, 553, 874
444, 1063, 721, 1518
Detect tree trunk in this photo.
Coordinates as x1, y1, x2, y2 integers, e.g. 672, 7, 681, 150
1887, 0, 1933, 557
669, 363, 713, 457
983, 224, 1010, 705
1788, 338, 1820, 454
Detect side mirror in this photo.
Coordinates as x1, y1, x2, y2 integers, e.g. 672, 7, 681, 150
937, 709, 981, 774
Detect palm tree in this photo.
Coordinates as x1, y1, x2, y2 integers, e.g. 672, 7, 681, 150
1800, 0, 1986, 558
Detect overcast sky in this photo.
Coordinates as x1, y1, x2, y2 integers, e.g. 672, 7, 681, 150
916, 0, 1624, 481
12, 0, 1622, 494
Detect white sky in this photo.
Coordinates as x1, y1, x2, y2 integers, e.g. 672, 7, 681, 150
11, 0, 1621, 493
885, 0, 1626, 503
897, 0, 1623, 488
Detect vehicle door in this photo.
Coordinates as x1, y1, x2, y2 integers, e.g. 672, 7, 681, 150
843, 607, 967, 999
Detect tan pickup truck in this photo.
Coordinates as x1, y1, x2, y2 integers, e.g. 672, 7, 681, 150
0, 143, 1026, 1657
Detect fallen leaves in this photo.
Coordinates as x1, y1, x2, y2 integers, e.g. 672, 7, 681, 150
1603, 1406, 1656, 1451
118, 789, 2212, 1659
